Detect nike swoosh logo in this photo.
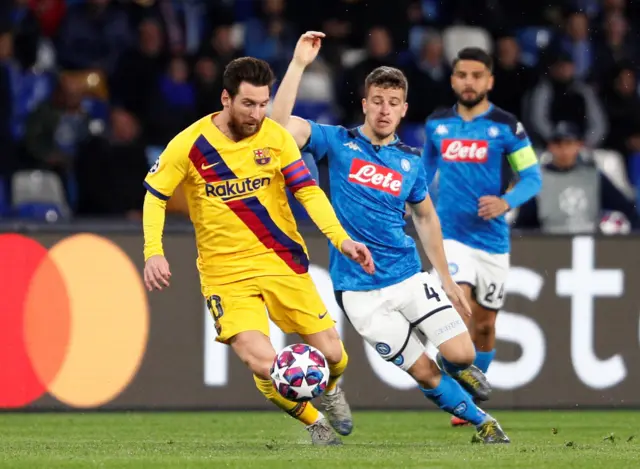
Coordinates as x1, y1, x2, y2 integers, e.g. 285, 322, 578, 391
202, 162, 220, 170
319, 311, 328, 319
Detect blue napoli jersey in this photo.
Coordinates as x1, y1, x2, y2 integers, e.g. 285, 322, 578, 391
424, 104, 535, 254
303, 123, 427, 291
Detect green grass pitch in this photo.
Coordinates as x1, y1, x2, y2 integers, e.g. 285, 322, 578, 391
1, 410, 639, 468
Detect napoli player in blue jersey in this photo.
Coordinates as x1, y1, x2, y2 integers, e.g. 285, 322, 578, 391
423, 47, 542, 427
272, 32, 510, 444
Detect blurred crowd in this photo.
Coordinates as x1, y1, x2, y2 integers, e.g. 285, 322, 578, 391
0, 0, 639, 233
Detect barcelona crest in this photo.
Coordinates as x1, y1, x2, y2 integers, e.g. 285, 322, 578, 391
253, 147, 271, 165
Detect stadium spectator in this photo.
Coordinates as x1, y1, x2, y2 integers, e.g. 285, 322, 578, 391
0, 30, 15, 178
193, 56, 222, 119
600, 62, 640, 202
12, 0, 40, 71
490, 33, 537, 119
112, 17, 167, 124
403, 29, 453, 123
29, 0, 66, 38
339, 26, 395, 125
528, 52, 607, 148
55, 0, 132, 75
514, 122, 640, 233
76, 108, 148, 218
199, 22, 242, 72
145, 56, 197, 147
601, 62, 640, 164
549, 9, 593, 81
24, 73, 94, 204
593, 13, 639, 86
243, 0, 296, 76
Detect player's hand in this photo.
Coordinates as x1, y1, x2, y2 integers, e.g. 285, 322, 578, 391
442, 279, 472, 318
341, 239, 375, 275
144, 255, 171, 291
478, 196, 510, 220
292, 31, 325, 67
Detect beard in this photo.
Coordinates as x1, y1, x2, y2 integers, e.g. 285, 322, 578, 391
455, 90, 488, 109
228, 110, 264, 140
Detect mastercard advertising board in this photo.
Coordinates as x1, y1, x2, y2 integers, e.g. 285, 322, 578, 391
0, 233, 149, 409
1, 230, 640, 411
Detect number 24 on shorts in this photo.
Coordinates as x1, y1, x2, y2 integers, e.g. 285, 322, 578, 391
484, 283, 504, 303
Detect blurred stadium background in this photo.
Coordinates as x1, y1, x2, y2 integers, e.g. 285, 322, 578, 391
1, 0, 640, 467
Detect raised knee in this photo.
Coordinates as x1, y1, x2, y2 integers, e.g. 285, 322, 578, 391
439, 333, 476, 366
443, 347, 475, 367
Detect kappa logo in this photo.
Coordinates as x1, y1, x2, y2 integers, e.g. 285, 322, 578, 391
344, 142, 363, 153
254, 148, 271, 165
435, 124, 448, 135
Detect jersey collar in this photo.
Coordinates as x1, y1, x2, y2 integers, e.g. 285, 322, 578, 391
453, 102, 494, 121
353, 126, 399, 146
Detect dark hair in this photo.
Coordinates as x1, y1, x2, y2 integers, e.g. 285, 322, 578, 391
364, 66, 408, 98
452, 47, 493, 72
222, 57, 275, 97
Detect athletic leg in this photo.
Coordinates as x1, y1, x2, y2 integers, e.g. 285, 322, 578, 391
471, 249, 510, 374
261, 274, 349, 440
410, 273, 491, 401
206, 282, 336, 446
399, 274, 508, 443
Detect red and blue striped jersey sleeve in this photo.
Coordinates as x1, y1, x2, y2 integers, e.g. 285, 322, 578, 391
280, 130, 317, 194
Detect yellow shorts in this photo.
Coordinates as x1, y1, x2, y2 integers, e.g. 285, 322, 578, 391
203, 273, 334, 344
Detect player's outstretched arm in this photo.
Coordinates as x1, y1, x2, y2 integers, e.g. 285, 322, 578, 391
143, 194, 171, 291
271, 31, 324, 148
411, 196, 472, 317
142, 137, 189, 291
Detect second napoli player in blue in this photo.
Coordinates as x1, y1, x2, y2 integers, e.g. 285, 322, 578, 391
272, 32, 509, 443
423, 47, 542, 427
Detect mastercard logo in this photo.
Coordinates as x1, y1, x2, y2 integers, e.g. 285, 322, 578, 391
0, 233, 149, 409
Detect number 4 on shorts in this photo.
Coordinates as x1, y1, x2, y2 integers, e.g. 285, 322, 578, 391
423, 282, 441, 302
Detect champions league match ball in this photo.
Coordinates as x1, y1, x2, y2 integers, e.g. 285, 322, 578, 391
271, 343, 330, 402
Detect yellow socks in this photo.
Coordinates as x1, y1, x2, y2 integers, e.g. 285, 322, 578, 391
326, 341, 348, 395
253, 375, 321, 426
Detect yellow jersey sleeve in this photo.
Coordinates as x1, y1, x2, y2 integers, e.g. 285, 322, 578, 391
279, 130, 352, 252
142, 134, 190, 261
142, 192, 167, 260
144, 136, 190, 200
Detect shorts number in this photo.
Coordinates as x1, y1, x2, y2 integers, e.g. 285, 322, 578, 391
423, 282, 441, 302
207, 295, 224, 320
484, 283, 504, 303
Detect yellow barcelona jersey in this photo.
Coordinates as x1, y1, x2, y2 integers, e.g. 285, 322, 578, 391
143, 114, 350, 286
